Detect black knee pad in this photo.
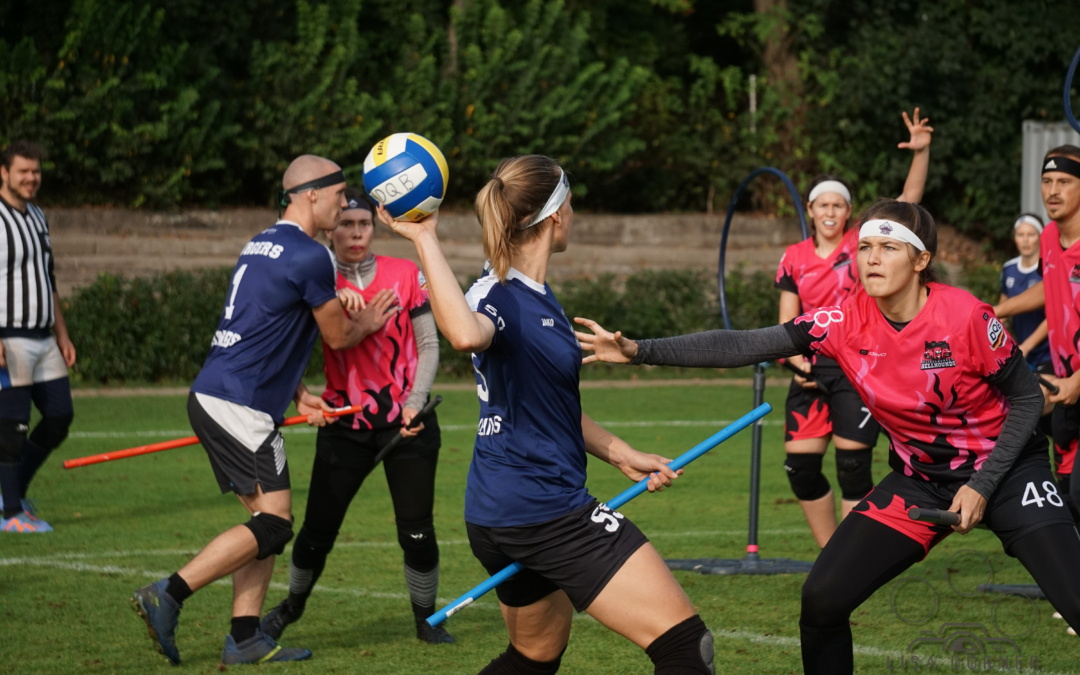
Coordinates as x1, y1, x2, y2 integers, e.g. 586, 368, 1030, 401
835, 448, 873, 501
646, 615, 715, 674
29, 414, 73, 451
244, 512, 294, 560
0, 419, 29, 465
784, 453, 831, 501
397, 517, 438, 570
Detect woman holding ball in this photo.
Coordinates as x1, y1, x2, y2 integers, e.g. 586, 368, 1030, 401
380, 154, 716, 674
578, 199, 1080, 675
775, 109, 933, 548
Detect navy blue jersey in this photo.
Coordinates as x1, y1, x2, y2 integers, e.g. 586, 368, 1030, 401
1000, 257, 1049, 367
463, 269, 592, 527
191, 221, 338, 421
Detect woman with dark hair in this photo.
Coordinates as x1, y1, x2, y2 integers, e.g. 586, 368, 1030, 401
579, 198, 1080, 674
775, 110, 933, 547
381, 155, 716, 674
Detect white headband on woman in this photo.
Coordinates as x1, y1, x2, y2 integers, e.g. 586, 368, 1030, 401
522, 169, 570, 229
808, 180, 851, 205
859, 219, 926, 252
1014, 214, 1044, 234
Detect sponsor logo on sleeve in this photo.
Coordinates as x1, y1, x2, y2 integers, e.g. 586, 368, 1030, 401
986, 317, 1007, 350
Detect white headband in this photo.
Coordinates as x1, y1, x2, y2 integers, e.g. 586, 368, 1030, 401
1013, 215, 1044, 234
523, 169, 570, 229
859, 219, 926, 252
808, 180, 851, 205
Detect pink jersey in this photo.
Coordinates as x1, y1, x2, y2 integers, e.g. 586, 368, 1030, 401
775, 228, 860, 311
1040, 220, 1080, 378
792, 284, 1016, 483
322, 256, 430, 430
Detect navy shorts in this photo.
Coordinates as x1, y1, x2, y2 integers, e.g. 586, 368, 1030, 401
784, 365, 880, 446
466, 499, 649, 611
852, 445, 1073, 557
187, 392, 290, 495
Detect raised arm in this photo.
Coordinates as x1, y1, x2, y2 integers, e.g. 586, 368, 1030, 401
378, 206, 495, 353
895, 108, 934, 204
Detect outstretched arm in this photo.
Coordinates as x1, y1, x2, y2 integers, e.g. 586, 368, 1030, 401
895, 108, 934, 204
576, 318, 800, 369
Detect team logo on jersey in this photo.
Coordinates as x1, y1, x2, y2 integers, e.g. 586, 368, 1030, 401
541, 317, 555, 327
920, 340, 956, 370
1070, 265, 1080, 284
986, 316, 1007, 350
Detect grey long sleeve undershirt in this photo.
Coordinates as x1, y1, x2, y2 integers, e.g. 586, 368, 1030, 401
632, 325, 1044, 499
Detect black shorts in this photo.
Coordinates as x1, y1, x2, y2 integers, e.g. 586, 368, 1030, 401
784, 366, 880, 446
466, 500, 649, 612
315, 411, 441, 470
187, 392, 290, 495
853, 447, 1073, 557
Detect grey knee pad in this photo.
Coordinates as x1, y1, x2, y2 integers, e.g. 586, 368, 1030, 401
699, 629, 715, 674
244, 512, 294, 560
29, 414, 73, 451
835, 448, 874, 501
0, 419, 29, 465
784, 453, 831, 501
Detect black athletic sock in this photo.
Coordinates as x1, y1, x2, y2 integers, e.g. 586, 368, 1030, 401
477, 642, 564, 675
231, 615, 260, 643
166, 573, 193, 605
645, 615, 714, 674
17, 439, 51, 496
0, 465, 22, 518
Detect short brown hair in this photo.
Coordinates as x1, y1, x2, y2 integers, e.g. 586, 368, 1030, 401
2, 140, 44, 169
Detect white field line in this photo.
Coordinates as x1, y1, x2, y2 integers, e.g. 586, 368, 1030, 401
3, 546, 1067, 674
68, 418, 783, 441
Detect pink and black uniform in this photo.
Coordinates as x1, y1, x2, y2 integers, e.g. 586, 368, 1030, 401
628, 282, 1080, 675
322, 255, 430, 430
1041, 219, 1080, 481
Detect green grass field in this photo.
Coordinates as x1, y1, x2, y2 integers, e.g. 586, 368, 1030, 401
1, 383, 1070, 674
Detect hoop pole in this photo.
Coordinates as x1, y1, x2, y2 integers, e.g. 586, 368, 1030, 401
62, 403, 366, 469
425, 402, 773, 627
1064, 45, 1080, 135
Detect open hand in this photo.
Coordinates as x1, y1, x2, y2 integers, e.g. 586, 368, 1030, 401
899, 108, 933, 152
574, 317, 638, 364
375, 204, 439, 242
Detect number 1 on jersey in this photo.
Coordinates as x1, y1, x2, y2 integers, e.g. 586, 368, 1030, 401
224, 264, 248, 320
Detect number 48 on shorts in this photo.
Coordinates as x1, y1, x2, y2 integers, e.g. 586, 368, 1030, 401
1021, 480, 1064, 508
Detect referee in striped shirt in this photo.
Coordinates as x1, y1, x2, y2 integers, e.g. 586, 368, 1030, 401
0, 140, 75, 533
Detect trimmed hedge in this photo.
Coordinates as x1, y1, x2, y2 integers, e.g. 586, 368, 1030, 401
64, 266, 780, 385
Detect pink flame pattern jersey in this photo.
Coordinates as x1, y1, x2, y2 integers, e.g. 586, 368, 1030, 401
1039, 220, 1080, 474
791, 284, 1017, 483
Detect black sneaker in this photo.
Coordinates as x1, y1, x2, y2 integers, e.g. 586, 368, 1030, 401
260, 599, 303, 641
416, 618, 456, 644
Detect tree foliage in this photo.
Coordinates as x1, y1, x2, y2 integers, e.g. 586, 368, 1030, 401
1, 0, 1077, 242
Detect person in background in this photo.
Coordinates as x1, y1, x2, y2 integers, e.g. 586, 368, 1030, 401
261, 188, 455, 645
0, 140, 76, 534
775, 109, 933, 547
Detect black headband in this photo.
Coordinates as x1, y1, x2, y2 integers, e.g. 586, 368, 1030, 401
277, 170, 346, 207
1042, 155, 1080, 180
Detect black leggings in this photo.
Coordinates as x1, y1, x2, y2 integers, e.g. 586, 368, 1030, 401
292, 436, 440, 576
799, 515, 1080, 675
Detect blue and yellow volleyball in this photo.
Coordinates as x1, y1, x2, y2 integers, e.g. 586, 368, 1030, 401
362, 133, 449, 221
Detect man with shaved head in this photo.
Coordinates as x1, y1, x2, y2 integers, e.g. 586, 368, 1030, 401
132, 155, 377, 666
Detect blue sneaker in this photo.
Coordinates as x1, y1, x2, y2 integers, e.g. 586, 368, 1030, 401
222, 630, 312, 664
20, 498, 38, 518
131, 578, 182, 665
1, 511, 52, 533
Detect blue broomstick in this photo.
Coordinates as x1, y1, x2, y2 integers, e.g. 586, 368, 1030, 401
426, 402, 773, 627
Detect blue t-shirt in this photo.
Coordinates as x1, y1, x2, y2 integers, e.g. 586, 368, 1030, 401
1000, 256, 1050, 368
463, 269, 592, 527
191, 221, 338, 421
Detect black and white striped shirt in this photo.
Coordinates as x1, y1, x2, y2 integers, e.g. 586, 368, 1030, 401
0, 196, 55, 337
